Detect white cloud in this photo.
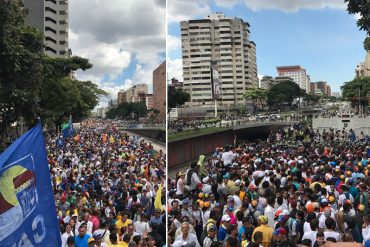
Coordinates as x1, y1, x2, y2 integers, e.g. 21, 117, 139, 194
214, 0, 240, 8
69, 0, 165, 99
353, 13, 362, 21
243, 0, 346, 12
167, 35, 181, 52
167, 58, 183, 82
168, 0, 211, 23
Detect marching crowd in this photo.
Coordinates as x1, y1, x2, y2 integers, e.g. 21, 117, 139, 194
168, 122, 370, 247
47, 120, 166, 247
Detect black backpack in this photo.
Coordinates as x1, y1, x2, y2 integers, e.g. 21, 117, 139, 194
186, 169, 194, 186
248, 209, 258, 227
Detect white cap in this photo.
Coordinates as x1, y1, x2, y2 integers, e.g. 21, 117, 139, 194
235, 179, 241, 185
221, 215, 231, 222
202, 177, 209, 183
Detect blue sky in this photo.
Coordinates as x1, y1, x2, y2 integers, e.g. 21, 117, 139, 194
167, 0, 368, 93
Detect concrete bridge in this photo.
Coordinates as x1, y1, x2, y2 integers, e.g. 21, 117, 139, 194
168, 119, 300, 169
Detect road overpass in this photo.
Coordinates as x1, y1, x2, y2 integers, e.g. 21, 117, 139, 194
168, 119, 300, 170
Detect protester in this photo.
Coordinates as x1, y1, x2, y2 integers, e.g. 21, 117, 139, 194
168, 121, 370, 247
51, 119, 166, 247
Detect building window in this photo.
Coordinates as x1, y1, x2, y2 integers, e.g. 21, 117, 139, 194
45, 17, 56, 24
45, 36, 57, 44
45, 46, 57, 54
45, 7, 57, 14
45, 26, 57, 34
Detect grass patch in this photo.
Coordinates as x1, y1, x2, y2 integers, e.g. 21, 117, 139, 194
168, 127, 230, 142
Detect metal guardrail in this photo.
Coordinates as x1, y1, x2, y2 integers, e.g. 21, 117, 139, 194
169, 118, 303, 133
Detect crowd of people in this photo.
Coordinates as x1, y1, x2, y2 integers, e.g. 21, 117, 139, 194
48, 119, 166, 247
168, 122, 370, 247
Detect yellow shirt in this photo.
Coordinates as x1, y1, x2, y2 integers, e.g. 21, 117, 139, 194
252, 224, 273, 247
115, 219, 132, 235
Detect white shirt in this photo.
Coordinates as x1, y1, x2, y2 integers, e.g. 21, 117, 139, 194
134, 221, 151, 236
302, 230, 317, 247
93, 229, 110, 245
363, 225, 370, 243
324, 231, 340, 241
176, 178, 184, 195
222, 151, 236, 166
264, 205, 275, 229
174, 233, 201, 247
303, 222, 312, 233
61, 231, 74, 247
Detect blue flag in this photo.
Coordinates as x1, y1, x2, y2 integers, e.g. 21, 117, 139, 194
62, 116, 74, 139
0, 123, 61, 246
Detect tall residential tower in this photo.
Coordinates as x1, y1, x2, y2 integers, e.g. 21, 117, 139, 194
180, 12, 258, 106
276, 65, 310, 93
23, 0, 69, 58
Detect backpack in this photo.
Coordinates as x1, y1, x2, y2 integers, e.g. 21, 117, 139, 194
200, 222, 215, 247
186, 169, 194, 186
248, 209, 258, 227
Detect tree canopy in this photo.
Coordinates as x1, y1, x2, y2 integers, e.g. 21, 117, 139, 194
345, 0, 370, 51
341, 77, 370, 108
105, 102, 148, 120
168, 86, 190, 113
267, 80, 302, 107
0, 0, 106, 135
243, 88, 267, 112
0, 0, 43, 133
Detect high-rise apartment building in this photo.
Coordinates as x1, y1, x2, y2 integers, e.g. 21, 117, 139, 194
23, 0, 69, 58
153, 61, 166, 122
180, 12, 258, 106
276, 66, 310, 92
310, 81, 332, 96
356, 52, 370, 78
117, 84, 148, 105
260, 76, 274, 90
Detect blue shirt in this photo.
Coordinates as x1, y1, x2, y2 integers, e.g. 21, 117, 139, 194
74, 234, 90, 247
218, 225, 227, 241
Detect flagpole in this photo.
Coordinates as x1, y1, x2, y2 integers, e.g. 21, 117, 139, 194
215, 99, 217, 117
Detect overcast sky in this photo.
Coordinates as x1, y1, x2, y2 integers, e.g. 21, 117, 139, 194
167, 0, 367, 93
69, 0, 166, 106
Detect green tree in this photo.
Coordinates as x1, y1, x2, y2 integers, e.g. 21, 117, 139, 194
304, 93, 321, 105
341, 77, 370, 110
168, 86, 190, 113
267, 81, 302, 108
345, 0, 370, 51
40, 56, 106, 131
147, 108, 160, 123
105, 107, 117, 119
0, 0, 44, 137
243, 88, 267, 113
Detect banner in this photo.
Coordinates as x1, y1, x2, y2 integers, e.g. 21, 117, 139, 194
211, 63, 221, 99
0, 123, 61, 246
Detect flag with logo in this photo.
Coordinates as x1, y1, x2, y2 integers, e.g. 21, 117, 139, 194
62, 115, 74, 139
0, 123, 61, 246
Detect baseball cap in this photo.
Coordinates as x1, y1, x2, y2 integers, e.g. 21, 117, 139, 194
221, 215, 231, 222
88, 238, 96, 244
207, 223, 216, 231
93, 233, 102, 239
258, 215, 268, 224
227, 196, 235, 202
